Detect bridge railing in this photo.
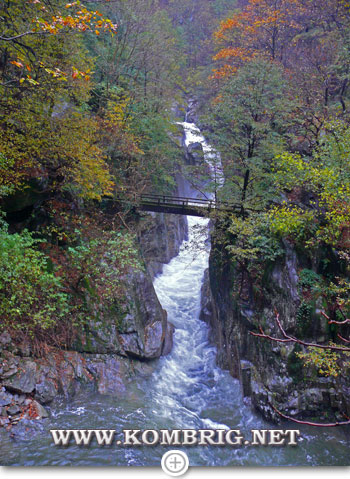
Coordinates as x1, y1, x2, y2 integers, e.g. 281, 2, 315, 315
140, 194, 215, 209
114, 193, 245, 213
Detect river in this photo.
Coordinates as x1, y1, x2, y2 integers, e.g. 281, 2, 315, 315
0, 122, 349, 467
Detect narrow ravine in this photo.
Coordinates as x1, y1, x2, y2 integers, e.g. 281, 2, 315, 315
0, 121, 349, 467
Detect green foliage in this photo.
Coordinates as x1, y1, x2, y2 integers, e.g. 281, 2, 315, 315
206, 58, 292, 211
268, 205, 316, 241
226, 213, 283, 264
287, 344, 304, 383
298, 269, 322, 291
296, 345, 350, 378
0, 154, 16, 199
0, 221, 69, 337
0, 211, 143, 343
67, 231, 142, 306
270, 121, 350, 249
296, 301, 314, 337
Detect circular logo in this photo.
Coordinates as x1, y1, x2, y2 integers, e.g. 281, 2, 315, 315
161, 450, 189, 477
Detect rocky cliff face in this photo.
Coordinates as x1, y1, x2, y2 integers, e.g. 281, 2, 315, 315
0, 211, 187, 427
201, 239, 350, 423
138, 212, 188, 278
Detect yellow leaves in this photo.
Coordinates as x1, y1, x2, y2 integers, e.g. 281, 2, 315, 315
0, 93, 114, 202
213, 47, 252, 61
55, 114, 115, 201
71, 66, 92, 80
11, 58, 41, 84
297, 345, 342, 378
211, 65, 238, 79
36, 3, 117, 37
74, 154, 114, 201
213, 0, 303, 79
26, 76, 40, 85
268, 204, 315, 238
10, 60, 24, 68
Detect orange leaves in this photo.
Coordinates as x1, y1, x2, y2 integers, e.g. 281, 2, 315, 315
71, 67, 92, 81
12, 58, 40, 85
35, 3, 117, 37
213, 47, 252, 62
212, 65, 238, 79
212, 0, 303, 79
10, 60, 24, 68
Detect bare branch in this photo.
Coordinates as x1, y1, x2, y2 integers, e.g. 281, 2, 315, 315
250, 313, 350, 352
321, 311, 350, 326
0, 31, 50, 41
272, 405, 350, 427
338, 334, 350, 344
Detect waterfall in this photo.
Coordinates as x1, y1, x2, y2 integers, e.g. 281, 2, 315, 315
2, 121, 349, 467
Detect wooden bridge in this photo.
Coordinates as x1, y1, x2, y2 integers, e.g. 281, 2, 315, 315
116, 194, 241, 217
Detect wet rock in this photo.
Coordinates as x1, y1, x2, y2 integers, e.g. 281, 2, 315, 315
0, 367, 18, 379
0, 332, 11, 347
31, 400, 49, 419
132, 361, 155, 378
72, 243, 177, 359
143, 321, 164, 359
240, 360, 252, 397
35, 377, 58, 404
139, 212, 188, 279
185, 99, 198, 123
186, 142, 204, 165
0, 390, 13, 407
3, 360, 36, 394
73, 320, 126, 355
0, 357, 19, 379
88, 357, 128, 396
200, 269, 212, 324
119, 333, 142, 358
54, 352, 92, 397
0, 417, 10, 427
7, 405, 21, 416
15, 394, 26, 405
162, 322, 175, 356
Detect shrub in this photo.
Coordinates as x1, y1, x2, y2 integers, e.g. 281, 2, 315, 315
0, 220, 69, 337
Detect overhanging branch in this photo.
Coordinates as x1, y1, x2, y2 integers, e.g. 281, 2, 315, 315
250, 313, 350, 352
272, 405, 350, 428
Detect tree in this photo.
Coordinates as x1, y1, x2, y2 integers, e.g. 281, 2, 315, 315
212, 0, 304, 78
207, 58, 292, 214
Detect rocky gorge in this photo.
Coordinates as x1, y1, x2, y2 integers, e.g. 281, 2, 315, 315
1, 102, 350, 438
0, 210, 188, 430
200, 234, 350, 423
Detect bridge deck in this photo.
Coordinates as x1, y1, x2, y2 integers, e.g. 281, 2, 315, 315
115, 194, 241, 217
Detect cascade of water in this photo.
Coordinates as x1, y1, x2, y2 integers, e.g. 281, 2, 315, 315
179, 121, 225, 196
1, 118, 349, 467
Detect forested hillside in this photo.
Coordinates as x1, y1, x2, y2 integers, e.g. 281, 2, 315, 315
196, 0, 350, 423
0, 0, 187, 347
2, 0, 350, 432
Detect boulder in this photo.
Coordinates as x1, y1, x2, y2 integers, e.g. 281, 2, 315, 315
7, 405, 21, 416
0, 332, 11, 347
143, 321, 164, 359
31, 400, 49, 419
119, 333, 142, 357
162, 322, 175, 356
0, 390, 13, 407
186, 142, 204, 165
35, 378, 58, 404
3, 360, 37, 394
87, 357, 128, 396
